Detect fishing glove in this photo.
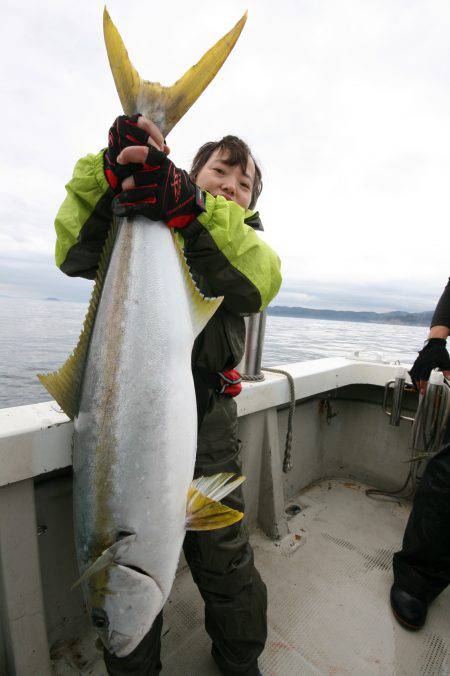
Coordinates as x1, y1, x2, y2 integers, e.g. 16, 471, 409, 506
112, 145, 206, 229
409, 338, 450, 389
217, 369, 243, 397
104, 114, 150, 191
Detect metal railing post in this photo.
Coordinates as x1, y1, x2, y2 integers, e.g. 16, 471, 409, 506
238, 311, 267, 378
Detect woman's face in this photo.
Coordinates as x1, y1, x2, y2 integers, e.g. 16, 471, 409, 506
195, 149, 255, 210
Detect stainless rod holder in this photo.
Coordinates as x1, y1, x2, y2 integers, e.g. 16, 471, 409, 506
382, 369, 415, 426
237, 311, 267, 378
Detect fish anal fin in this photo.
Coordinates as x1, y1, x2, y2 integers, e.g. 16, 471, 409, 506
186, 473, 245, 531
173, 232, 223, 337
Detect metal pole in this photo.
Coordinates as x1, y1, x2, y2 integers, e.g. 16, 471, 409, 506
237, 311, 267, 378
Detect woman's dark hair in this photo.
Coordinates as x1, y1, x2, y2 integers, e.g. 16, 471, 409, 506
190, 135, 262, 209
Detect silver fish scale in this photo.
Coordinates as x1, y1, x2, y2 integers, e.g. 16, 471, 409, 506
73, 217, 202, 656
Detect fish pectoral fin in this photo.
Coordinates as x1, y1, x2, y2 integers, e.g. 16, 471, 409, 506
71, 533, 136, 590
185, 473, 245, 531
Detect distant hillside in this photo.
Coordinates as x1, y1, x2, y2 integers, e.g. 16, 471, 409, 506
267, 306, 433, 327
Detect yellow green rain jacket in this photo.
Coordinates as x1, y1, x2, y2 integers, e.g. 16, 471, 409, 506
54, 150, 282, 374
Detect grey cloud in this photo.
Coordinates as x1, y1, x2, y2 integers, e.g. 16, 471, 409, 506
0, 254, 92, 303
275, 278, 441, 314
2, 0, 450, 315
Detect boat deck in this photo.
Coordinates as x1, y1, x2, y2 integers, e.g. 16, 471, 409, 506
51, 479, 450, 675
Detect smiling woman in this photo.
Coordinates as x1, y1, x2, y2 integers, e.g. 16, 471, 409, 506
190, 135, 262, 210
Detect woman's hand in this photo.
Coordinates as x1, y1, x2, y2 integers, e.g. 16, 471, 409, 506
118, 118, 170, 190
104, 114, 170, 191
112, 144, 205, 229
131, 116, 170, 155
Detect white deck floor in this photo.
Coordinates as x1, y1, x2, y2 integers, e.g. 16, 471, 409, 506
52, 480, 450, 675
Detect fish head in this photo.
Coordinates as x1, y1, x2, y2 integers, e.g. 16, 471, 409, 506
87, 563, 163, 657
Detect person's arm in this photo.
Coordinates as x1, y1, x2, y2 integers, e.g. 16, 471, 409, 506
409, 279, 450, 392
428, 325, 450, 339
177, 192, 282, 314
55, 115, 166, 279
429, 278, 450, 338
55, 151, 113, 279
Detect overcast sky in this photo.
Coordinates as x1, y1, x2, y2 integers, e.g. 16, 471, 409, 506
1, 0, 450, 311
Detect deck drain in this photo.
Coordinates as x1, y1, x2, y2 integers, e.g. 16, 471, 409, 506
285, 504, 302, 516
321, 533, 395, 571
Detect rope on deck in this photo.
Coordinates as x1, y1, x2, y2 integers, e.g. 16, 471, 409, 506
242, 368, 296, 473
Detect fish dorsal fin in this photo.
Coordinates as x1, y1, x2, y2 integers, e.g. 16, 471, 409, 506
71, 532, 136, 590
185, 472, 245, 531
103, 7, 247, 136
173, 233, 223, 338
37, 220, 120, 419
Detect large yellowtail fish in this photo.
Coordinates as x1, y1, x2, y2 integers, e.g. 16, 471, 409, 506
38, 7, 247, 657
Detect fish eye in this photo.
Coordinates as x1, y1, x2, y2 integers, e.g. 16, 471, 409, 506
91, 608, 109, 629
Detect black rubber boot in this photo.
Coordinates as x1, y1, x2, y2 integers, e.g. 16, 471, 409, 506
390, 584, 428, 630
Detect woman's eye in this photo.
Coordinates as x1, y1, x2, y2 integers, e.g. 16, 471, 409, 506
240, 183, 250, 190
214, 167, 224, 174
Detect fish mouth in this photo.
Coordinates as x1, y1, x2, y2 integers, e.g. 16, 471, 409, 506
106, 563, 164, 658
109, 629, 133, 655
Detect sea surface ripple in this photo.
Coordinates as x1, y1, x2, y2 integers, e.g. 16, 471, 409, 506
0, 297, 427, 410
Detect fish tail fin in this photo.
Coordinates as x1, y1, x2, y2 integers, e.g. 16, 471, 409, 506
185, 473, 245, 531
103, 7, 247, 136
37, 220, 119, 419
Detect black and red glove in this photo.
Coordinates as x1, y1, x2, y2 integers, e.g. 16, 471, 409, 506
112, 145, 205, 229
104, 115, 150, 192
217, 369, 243, 397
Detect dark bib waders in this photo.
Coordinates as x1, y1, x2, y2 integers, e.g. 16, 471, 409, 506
393, 419, 450, 603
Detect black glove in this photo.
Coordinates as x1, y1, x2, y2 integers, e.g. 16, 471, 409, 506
409, 338, 450, 390
104, 114, 150, 191
112, 145, 205, 229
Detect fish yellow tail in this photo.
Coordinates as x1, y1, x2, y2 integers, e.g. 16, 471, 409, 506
103, 7, 247, 135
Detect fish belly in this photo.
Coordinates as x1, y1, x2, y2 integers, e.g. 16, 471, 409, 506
74, 218, 198, 602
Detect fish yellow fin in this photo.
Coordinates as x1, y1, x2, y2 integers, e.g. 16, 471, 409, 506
173, 232, 223, 337
37, 220, 119, 419
185, 473, 245, 531
103, 7, 247, 136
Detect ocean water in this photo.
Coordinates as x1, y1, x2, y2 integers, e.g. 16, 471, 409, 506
0, 297, 428, 410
